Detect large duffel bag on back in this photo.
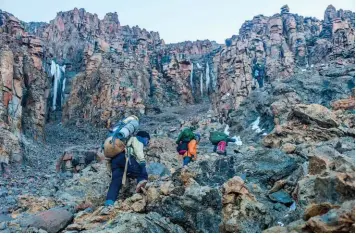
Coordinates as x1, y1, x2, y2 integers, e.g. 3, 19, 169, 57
104, 136, 126, 158
209, 131, 229, 145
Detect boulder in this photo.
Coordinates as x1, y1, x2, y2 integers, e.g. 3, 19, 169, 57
222, 176, 252, 198
306, 201, 355, 233
303, 203, 340, 220
222, 193, 236, 204
281, 143, 296, 154
221, 193, 269, 233
14, 195, 57, 215
268, 180, 286, 194
55, 163, 111, 207
0, 128, 22, 164
131, 199, 146, 213
93, 212, 185, 233
221, 176, 271, 233
160, 181, 173, 195
268, 190, 294, 205
308, 155, 332, 175
292, 104, 339, 128
297, 172, 354, 208
152, 181, 222, 233
20, 208, 73, 233
263, 226, 288, 233
56, 145, 102, 173
146, 162, 170, 177
146, 187, 160, 203
263, 219, 307, 233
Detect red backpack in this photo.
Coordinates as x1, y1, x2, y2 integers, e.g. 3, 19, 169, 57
216, 141, 227, 155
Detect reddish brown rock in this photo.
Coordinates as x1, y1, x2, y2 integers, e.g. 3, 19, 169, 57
222, 176, 252, 197
21, 208, 73, 233
0, 11, 49, 141
303, 203, 340, 220
306, 201, 355, 233
214, 5, 354, 112
263, 103, 348, 148
220, 176, 270, 233
297, 172, 355, 208
281, 143, 296, 154
14, 195, 58, 215
0, 127, 21, 164
222, 193, 236, 204
331, 96, 355, 110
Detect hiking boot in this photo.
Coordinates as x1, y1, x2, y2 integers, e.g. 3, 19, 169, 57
104, 200, 115, 207
136, 180, 147, 193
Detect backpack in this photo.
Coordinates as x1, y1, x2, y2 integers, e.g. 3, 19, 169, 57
254, 69, 259, 77
104, 136, 126, 158
216, 141, 227, 155
176, 128, 195, 144
176, 141, 189, 155
209, 131, 229, 145
104, 116, 139, 158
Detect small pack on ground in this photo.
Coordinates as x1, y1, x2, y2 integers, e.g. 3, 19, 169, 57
209, 131, 229, 145
216, 141, 227, 155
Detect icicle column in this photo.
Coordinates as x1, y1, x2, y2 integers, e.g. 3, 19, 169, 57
50, 60, 66, 111
200, 73, 203, 97
190, 62, 194, 90
62, 78, 66, 104
211, 72, 217, 91
205, 62, 210, 91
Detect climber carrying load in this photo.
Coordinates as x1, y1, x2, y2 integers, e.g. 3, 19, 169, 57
209, 131, 236, 156
182, 133, 201, 167
252, 59, 266, 89
176, 126, 199, 166
103, 115, 151, 207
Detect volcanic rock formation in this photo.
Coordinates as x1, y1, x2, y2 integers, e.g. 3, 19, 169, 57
0, 4, 354, 233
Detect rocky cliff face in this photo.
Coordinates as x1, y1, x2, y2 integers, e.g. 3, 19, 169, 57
26, 8, 221, 126
0, 5, 354, 233
214, 5, 355, 114
3, 5, 353, 129
0, 10, 49, 164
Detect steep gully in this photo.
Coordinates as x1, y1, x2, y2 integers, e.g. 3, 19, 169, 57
0, 4, 355, 233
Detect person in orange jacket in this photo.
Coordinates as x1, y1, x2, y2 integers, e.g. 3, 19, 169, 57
183, 133, 200, 167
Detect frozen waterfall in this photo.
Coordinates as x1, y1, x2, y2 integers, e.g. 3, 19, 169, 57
211, 71, 217, 90
205, 62, 210, 91
190, 62, 194, 90
50, 60, 66, 111
62, 78, 66, 104
200, 73, 203, 97
50, 60, 56, 76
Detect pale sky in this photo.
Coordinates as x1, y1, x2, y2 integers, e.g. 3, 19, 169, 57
1, 0, 354, 43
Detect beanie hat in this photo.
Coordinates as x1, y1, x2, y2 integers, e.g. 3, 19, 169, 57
136, 131, 150, 140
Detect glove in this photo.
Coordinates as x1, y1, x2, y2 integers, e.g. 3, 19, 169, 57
139, 161, 146, 168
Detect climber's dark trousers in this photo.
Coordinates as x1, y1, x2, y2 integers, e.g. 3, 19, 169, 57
106, 152, 148, 202
256, 76, 264, 88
